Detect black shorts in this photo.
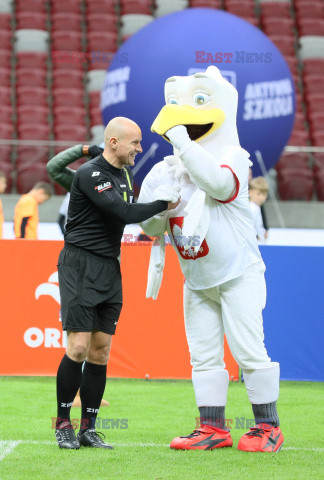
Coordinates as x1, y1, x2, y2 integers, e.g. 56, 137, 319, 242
57, 244, 122, 335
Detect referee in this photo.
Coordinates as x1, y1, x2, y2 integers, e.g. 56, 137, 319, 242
48, 117, 180, 449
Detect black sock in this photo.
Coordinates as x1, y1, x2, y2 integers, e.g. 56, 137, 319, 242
252, 402, 280, 427
80, 361, 107, 433
56, 354, 83, 427
199, 406, 226, 429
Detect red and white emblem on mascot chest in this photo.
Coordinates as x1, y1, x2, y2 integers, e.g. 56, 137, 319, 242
169, 216, 209, 260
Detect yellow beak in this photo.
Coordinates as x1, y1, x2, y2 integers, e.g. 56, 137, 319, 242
151, 104, 225, 142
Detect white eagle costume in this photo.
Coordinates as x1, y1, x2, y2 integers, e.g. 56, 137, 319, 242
138, 66, 283, 452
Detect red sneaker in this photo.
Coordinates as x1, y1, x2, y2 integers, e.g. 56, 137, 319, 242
170, 425, 233, 450
237, 424, 284, 452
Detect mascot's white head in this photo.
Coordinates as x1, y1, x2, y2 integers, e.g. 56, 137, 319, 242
151, 66, 240, 153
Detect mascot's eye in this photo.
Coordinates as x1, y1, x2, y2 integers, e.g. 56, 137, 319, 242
168, 96, 178, 105
193, 93, 210, 105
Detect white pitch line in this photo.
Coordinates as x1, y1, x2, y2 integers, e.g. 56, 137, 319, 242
0, 440, 22, 461
1, 440, 323, 453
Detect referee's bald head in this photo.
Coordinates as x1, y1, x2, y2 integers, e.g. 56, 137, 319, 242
104, 117, 141, 145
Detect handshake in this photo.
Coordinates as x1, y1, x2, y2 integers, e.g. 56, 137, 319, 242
153, 184, 181, 211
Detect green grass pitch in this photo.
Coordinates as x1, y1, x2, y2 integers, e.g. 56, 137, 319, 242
0, 377, 323, 480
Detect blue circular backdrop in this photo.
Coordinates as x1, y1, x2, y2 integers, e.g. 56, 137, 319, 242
101, 8, 295, 184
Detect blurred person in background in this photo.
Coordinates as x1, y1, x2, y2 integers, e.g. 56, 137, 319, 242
249, 176, 269, 242
14, 182, 53, 239
0, 172, 7, 239
249, 168, 269, 239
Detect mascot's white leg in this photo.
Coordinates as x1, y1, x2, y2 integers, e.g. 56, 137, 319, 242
219, 263, 280, 426
184, 283, 229, 409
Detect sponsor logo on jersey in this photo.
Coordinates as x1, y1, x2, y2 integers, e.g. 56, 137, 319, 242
92, 171, 100, 177
120, 184, 126, 188
95, 182, 111, 193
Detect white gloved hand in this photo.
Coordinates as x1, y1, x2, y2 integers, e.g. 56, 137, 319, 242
153, 184, 181, 203
166, 125, 191, 151
164, 155, 191, 185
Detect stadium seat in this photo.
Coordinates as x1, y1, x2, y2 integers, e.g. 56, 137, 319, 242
16, 0, 46, 13
51, 31, 82, 52
310, 131, 324, 146
87, 70, 106, 92
298, 19, 324, 37
0, 104, 12, 123
225, 1, 255, 18
305, 93, 324, 113
278, 174, 314, 201
51, 13, 82, 32
86, 13, 118, 33
89, 91, 101, 109
299, 37, 324, 60
0, 12, 11, 30
268, 35, 295, 56
303, 58, 324, 76
288, 129, 309, 146
303, 74, 324, 95
120, 1, 152, 15
18, 123, 50, 140
17, 105, 49, 125
275, 152, 309, 171
53, 106, 87, 126
295, 1, 324, 19
0, 49, 11, 70
52, 69, 84, 89
16, 12, 47, 30
54, 124, 88, 141
284, 55, 298, 76
51, 0, 82, 15
0, 67, 10, 87
86, 0, 117, 15
16, 68, 47, 88
292, 112, 306, 131
0, 86, 11, 106
0, 31, 12, 51
16, 146, 49, 167
15, 29, 49, 53
276, 165, 312, 181
16, 51, 47, 70
16, 164, 50, 194
155, 0, 188, 17
190, 0, 222, 7
87, 31, 118, 53
16, 86, 48, 106
308, 111, 324, 132
88, 52, 114, 70
0, 121, 13, 139
120, 14, 153, 36
260, 1, 291, 19
90, 107, 103, 127
52, 51, 84, 70
52, 87, 84, 107
262, 18, 294, 36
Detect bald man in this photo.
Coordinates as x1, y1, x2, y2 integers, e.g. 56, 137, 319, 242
47, 117, 180, 450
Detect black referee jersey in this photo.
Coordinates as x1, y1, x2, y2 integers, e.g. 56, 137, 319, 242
65, 154, 167, 259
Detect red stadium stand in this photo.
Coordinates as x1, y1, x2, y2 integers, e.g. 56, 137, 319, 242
285, 56, 299, 77
18, 123, 50, 140
298, 19, 324, 37
0, 31, 12, 51
305, 93, 324, 113
16, 68, 47, 88
16, 164, 50, 194
52, 69, 84, 89
53, 106, 87, 126
310, 131, 324, 147
51, 0, 82, 15
276, 152, 310, 171
51, 13, 82, 32
86, 0, 117, 15
303, 59, 324, 76
89, 91, 101, 109
0, 12, 11, 30
16, 86, 48, 106
260, 2, 291, 19
51, 31, 82, 52
295, 1, 324, 20
0, 105, 12, 123
190, 0, 222, 7
52, 52, 84, 71
86, 13, 118, 33
267, 35, 295, 56
90, 107, 103, 127
292, 112, 306, 131
52, 88, 84, 107
54, 124, 87, 141
0, 122, 13, 139
87, 32, 118, 53
120, 1, 152, 15
0, 87, 11, 106
0, 67, 10, 87
0, 49, 11, 70
16, 0, 46, 14
225, 1, 255, 18
304, 74, 324, 95
262, 18, 294, 36
278, 173, 314, 201
16, 146, 49, 167
308, 111, 324, 132
16, 52, 47, 70
288, 129, 309, 146
16, 12, 47, 30
17, 105, 49, 125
